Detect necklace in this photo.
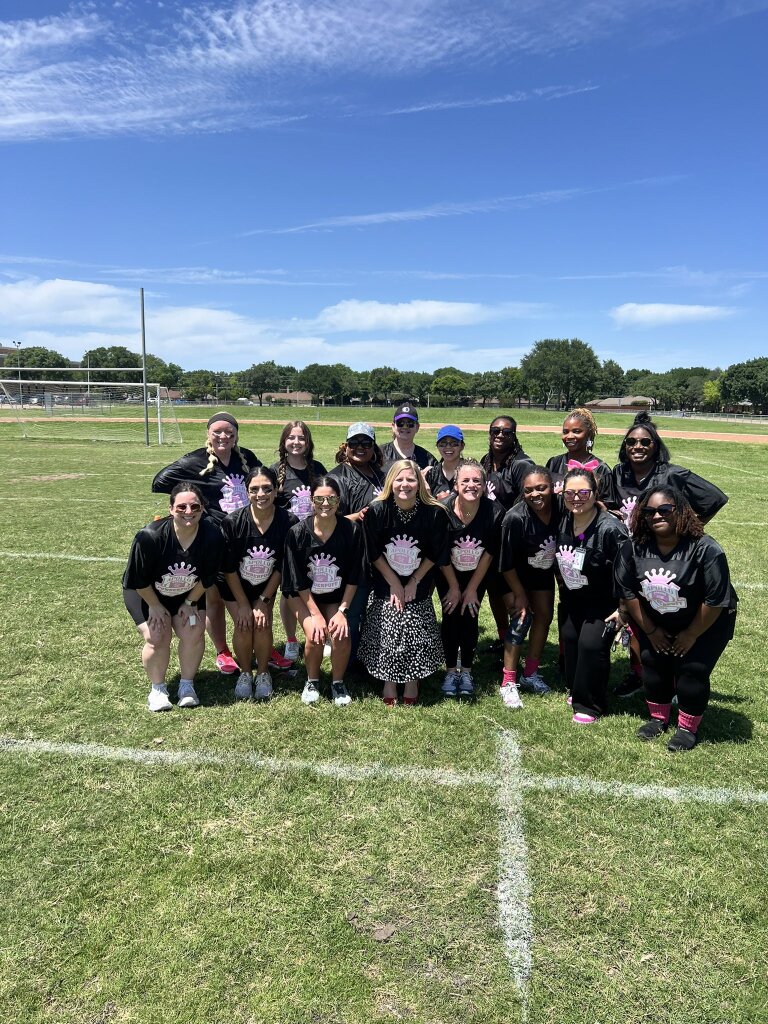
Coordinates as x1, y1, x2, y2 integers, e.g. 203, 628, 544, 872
394, 499, 420, 524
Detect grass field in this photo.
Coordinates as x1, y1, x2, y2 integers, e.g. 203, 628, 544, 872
1, 420, 767, 1024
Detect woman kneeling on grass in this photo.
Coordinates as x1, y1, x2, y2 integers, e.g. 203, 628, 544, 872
282, 476, 363, 706
123, 482, 224, 712
615, 486, 738, 752
359, 460, 449, 706
220, 467, 296, 702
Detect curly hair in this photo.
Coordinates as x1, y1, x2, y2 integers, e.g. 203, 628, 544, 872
481, 415, 523, 473
563, 407, 598, 448
275, 420, 317, 491
630, 485, 704, 544
334, 439, 384, 468
618, 411, 670, 466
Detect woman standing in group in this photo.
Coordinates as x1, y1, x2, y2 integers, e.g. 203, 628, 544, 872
498, 466, 560, 708
123, 483, 224, 712
359, 460, 449, 705
282, 477, 363, 707
152, 412, 260, 675
556, 468, 628, 724
220, 467, 296, 702
480, 415, 535, 650
546, 408, 611, 499
424, 425, 465, 499
437, 459, 503, 698
270, 420, 327, 664
380, 404, 436, 472
615, 487, 737, 751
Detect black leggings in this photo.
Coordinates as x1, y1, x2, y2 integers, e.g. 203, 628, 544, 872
436, 578, 487, 669
640, 611, 735, 716
561, 603, 614, 716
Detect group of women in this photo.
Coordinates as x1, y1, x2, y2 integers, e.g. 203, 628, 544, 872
122, 404, 736, 752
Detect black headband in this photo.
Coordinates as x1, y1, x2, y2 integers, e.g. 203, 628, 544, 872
207, 412, 239, 430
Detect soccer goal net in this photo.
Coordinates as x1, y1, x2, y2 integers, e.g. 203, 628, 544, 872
0, 379, 184, 445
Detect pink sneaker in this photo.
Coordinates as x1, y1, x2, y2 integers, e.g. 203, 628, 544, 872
268, 647, 293, 670
572, 712, 598, 725
215, 651, 239, 674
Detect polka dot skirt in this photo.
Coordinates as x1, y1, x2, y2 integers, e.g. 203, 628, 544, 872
359, 595, 444, 684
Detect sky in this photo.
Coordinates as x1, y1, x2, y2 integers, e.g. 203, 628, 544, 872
0, 0, 766, 376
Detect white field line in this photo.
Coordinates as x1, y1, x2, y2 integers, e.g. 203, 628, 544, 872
732, 581, 767, 590
0, 550, 123, 563
4, 496, 153, 505
719, 520, 768, 527
682, 456, 764, 477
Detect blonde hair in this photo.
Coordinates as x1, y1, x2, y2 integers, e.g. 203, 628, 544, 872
199, 435, 251, 478
455, 457, 486, 484
564, 407, 598, 442
375, 459, 444, 508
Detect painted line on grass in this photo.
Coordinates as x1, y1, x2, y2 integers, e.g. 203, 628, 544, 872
2, 736, 768, 807
683, 456, 763, 476
0, 550, 123, 564
4, 496, 154, 505
732, 581, 767, 591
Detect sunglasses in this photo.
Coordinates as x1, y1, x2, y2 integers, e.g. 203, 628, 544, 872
625, 437, 654, 449
490, 427, 514, 437
348, 438, 373, 449
396, 419, 417, 428
312, 495, 340, 507
437, 439, 460, 448
563, 488, 593, 500
174, 502, 201, 512
641, 504, 676, 519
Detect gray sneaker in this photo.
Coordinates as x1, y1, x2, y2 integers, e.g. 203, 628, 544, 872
520, 671, 551, 695
254, 671, 273, 701
177, 681, 200, 708
234, 672, 253, 701
441, 670, 459, 697
458, 670, 475, 697
331, 682, 352, 706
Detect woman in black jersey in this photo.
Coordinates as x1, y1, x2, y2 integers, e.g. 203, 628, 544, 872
615, 486, 737, 752
123, 482, 224, 712
283, 476, 363, 707
379, 404, 436, 472
270, 420, 327, 665
359, 460, 449, 705
480, 415, 535, 651
436, 459, 503, 698
424, 425, 465, 499
220, 467, 296, 702
151, 412, 261, 676
555, 468, 628, 724
499, 467, 560, 708
545, 407, 611, 499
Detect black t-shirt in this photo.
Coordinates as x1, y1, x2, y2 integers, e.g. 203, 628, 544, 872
329, 461, 387, 515
380, 440, 436, 473
122, 517, 225, 606
614, 533, 737, 633
220, 505, 296, 600
481, 451, 536, 511
439, 494, 504, 585
499, 500, 561, 590
282, 515, 364, 605
364, 500, 449, 601
606, 461, 728, 525
424, 462, 457, 500
545, 453, 612, 501
270, 459, 327, 521
151, 446, 262, 522
555, 509, 628, 613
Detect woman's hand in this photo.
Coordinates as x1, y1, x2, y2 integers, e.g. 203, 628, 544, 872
389, 582, 406, 612
671, 628, 698, 657
303, 613, 327, 644
504, 590, 529, 621
147, 603, 170, 631
234, 603, 252, 631
328, 611, 349, 640
646, 625, 673, 654
441, 585, 461, 613
461, 587, 480, 618
403, 579, 419, 605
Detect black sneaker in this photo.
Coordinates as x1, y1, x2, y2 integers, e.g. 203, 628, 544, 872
615, 673, 642, 698
636, 719, 668, 741
667, 727, 697, 753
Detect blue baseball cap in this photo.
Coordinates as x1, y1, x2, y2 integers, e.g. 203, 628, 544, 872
437, 425, 464, 443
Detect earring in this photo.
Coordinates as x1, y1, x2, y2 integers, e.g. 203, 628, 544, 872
587, 438, 594, 451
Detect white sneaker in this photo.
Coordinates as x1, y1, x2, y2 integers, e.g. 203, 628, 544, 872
147, 685, 172, 712
501, 684, 523, 710
520, 671, 551, 695
331, 682, 352, 706
284, 640, 301, 662
234, 672, 253, 700
301, 680, 321, 705
254, 672, 273, 701
177, 681, 200, 708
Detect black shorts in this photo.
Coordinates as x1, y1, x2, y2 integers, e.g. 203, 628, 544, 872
123, 588, 207, 627
217, 576, 268, 603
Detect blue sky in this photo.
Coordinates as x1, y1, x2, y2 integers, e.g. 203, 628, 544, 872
1, 0, 766, 374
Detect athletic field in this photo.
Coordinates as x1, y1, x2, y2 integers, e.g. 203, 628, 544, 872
1, 415, 766, 1024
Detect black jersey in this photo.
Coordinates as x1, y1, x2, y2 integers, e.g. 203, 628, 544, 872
151, 446, 261, 522
282, 515, 364, 605
364, 500, 449, 601
424, 462, 457, 500
270, 459, 327, 521
329, 461, 387, 515
220, 505, 296, 600
440, 494, 503, 581
555, 509, 627, 613
481, 451, 536, 511
615, 533, 737, 634
122, 516, 225, 604
500, 500, 561, 590
380, 440, 436, 473
607, 461, 728, 526
545, 453, 612, 501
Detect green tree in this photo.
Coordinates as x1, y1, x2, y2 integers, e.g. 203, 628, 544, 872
471, 370, 503, 408
368, 366, 403, 404
702, 378, 722, 411
298, 363, 346, 404
240, 361, 288, 405
432, 371, 468, 402
180, 369, 216, 402
498, 366, 524, 407
145, 355, 184, 391
599, 359, 626, 397
80, 346, 142, 382
3, 345, 74, 380
720, 357, 768, 413
520, 339, 601, 408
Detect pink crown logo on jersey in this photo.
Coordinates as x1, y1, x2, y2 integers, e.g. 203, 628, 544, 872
640, 567, 688, 614
157, 561, 198, 596
619, 495, 637, 524
240, 544, 276, 585
290, 485, 313, 520
528, 535, 556, 570
308, 553, 341, 594
451, 534, 483, 571
384, 534, 422, 576
555, 544, 588, 591
219, 473, 248, 513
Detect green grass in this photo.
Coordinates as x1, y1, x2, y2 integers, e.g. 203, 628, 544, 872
0, 429, 767, 1023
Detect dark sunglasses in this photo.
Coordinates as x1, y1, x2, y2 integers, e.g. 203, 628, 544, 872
312, 495, 340, 506
625, 437, 654, 449
490, 427, 514, 437
174, 502, 201, 512
396, 419, 417, 428
641, 504, 676, 518
348, 438, 373, 449
563, 488, 593, 500
437, 439, 460, 448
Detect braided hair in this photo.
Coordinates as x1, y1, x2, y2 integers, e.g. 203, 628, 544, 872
481, 415, 523, 473
275, 420, 317, 491
564, 407, 598, 450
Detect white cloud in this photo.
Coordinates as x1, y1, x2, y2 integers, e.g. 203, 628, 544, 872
610, 302, 737, 327
385, 83, 598, 115
0, 278, 136, 328
311, 298, 543, 332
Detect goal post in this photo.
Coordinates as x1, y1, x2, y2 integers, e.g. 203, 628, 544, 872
0, 377, 184, 446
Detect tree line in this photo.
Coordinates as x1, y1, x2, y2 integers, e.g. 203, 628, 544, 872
3, 341, 767, 413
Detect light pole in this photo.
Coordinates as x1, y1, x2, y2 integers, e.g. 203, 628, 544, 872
12, 341, 22, 404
